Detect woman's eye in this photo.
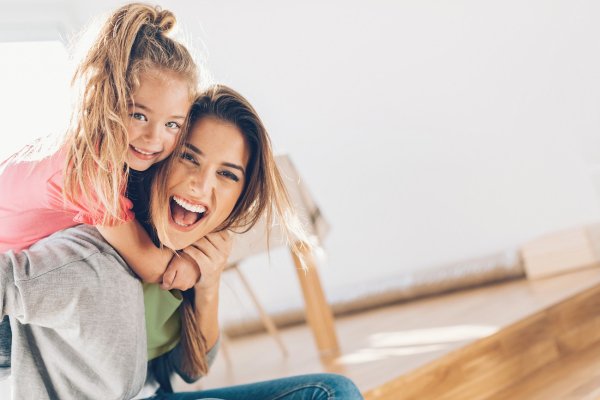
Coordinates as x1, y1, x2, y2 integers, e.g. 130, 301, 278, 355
166, 121, 181, 129
180, 152, 198, 165
219, 170, 240, 182
130, 112, 147, 121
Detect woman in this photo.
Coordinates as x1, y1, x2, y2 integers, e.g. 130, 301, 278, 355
0, 86, 363, 399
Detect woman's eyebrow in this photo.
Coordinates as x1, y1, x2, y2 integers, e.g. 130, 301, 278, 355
223, 162, 245, 176
183, 143, 245, 175
184, 142, 202, 155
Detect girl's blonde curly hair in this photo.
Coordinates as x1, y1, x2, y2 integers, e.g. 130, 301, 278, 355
64, 2, 198, 225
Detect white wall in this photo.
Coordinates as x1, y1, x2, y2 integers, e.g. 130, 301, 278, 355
2, 0, 600, 317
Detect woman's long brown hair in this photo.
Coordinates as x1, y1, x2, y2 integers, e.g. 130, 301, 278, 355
151, 85, 310, 377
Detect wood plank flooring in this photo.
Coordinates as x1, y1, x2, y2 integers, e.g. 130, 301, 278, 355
488, 342, 600, 400
177, 267, 600, 400
2, 267, 599, 399
366, 270, 600, 399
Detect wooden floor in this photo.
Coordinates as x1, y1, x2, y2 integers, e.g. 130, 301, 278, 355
177, 267, 600, 399
2, 267, 599, 398
488, 341, 600, 400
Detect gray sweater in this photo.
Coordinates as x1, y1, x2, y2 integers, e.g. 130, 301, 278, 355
0, 225, 147, 399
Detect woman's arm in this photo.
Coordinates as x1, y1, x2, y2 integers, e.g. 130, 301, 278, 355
0, 225, 148, 399
194, 282, 221, 349
186, 230, 232, 350
148, 230, 231, 389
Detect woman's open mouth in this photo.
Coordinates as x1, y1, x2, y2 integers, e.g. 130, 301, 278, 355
169, 195, 208, 231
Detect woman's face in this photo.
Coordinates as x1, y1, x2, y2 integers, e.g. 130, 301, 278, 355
159, 116, 250, 249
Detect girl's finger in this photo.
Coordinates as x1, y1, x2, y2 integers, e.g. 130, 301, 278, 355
161, 269, 176, 290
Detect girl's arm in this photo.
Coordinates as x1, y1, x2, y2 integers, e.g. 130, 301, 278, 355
97, 220, 199, 285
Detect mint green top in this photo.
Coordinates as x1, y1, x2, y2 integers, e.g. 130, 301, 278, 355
143, 283, 183, 360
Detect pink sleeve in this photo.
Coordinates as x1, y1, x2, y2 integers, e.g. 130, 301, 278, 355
46, 168, 135, 227
0, 147, 136, 252
72, 195, 135, 226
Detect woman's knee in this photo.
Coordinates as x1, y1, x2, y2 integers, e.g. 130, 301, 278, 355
309, 373, 363, 399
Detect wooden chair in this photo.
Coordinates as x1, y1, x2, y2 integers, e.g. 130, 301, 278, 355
224, 154, 340, 358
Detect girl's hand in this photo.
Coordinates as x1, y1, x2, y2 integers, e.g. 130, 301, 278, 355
182, 230, 232, 293
160, 252, 201, 291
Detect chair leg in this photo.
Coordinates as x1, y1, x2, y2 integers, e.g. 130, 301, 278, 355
290, 243, 340, 358
232, 264, 289, 357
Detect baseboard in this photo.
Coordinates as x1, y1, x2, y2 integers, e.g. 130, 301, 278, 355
223, 249, 524, 338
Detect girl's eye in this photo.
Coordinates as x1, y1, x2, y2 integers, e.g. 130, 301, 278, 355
130, 112, 147, 122
166, 121, 181, 129
180, 152, 198, 165
219, 170, 240, 182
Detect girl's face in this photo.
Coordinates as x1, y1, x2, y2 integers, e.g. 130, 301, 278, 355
159, 117, 250, 250
126, 70, 191, 171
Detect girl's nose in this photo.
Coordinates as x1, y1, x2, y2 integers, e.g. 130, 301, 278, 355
142, 123, 161, 142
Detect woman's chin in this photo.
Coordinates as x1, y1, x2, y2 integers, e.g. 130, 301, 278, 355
156, 231, 187, 251
159, 226, 215, 251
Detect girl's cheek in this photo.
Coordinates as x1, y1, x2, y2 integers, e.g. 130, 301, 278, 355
164, 145, 176, 156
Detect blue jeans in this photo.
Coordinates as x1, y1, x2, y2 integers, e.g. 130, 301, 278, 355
0, 315, 10, 379
147, 373, 363, 400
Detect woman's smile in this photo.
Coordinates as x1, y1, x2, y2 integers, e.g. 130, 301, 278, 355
169, 195, 209, 231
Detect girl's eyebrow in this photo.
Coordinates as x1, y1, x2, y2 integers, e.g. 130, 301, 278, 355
128, 102, 153, 112
184, 143, 246, 175
129, 102, 186, 120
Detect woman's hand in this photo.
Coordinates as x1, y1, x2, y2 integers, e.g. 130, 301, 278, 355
182, 230, 232, 293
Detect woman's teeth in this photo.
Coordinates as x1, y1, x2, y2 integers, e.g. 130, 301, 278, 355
175, 220, 191, 227
173, 196, 207, 214
171, 195, 207, 227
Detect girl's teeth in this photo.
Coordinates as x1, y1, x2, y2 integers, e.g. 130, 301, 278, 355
134, 147, 156, 155
173, 196, 207, 214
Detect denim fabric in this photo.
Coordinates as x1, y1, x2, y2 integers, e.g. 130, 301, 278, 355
147, 373, 363, 400
0, 315, 10, 379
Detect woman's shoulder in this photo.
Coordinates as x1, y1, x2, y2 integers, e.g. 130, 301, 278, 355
25, 225, 128, 269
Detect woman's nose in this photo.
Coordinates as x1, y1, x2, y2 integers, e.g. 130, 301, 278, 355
190, 169, 216, 196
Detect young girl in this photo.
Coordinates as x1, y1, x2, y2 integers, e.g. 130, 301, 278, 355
0, 2, 215, 378
0, 85, 363, 399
